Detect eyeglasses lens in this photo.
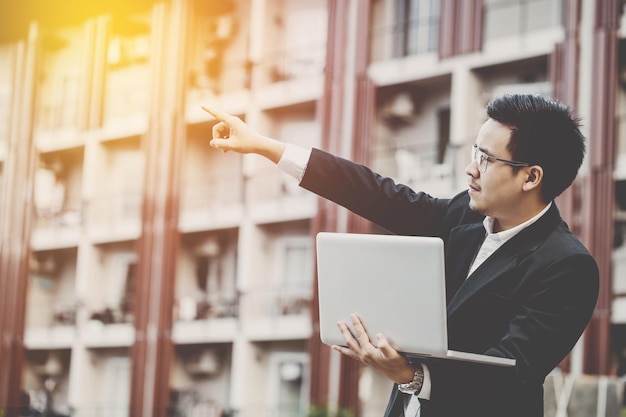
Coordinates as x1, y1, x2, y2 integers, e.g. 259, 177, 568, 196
471, 146, 487, 173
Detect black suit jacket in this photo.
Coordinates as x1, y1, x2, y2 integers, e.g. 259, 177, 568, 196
300, 149, 599, 417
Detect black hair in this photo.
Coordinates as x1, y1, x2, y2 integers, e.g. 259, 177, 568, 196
486, 93, 585, 202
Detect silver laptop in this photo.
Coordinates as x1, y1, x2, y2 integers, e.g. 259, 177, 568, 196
315, 232, 515, 367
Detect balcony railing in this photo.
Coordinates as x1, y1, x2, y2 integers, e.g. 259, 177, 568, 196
34, 193, 82, 230
87, 298, 134, 325
246, 169, 309, 203
188, 57, 251, 96
483, 0, 563, 42
255, 44, 326, 86
240, 286, 312, 319
86, 192, 142, 228
181, 174, 243, 212
372, 143, 460, 197
175, 293, 239, 321
75, 405, 131, 417
26, 297, 79, 328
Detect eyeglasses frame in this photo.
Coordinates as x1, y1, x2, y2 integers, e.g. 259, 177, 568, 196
471, 144, 531, 173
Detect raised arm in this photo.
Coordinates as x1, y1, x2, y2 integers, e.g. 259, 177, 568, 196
202, 106, 286, 164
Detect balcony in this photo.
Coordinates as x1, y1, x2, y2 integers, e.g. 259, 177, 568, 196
84, 301, 135, 348
24, 298, 78, 349
482, 0, 563, 55
172, 294, 239, 344
246, 169, 317, 224
32, 150, 84, 249
34, 28, 84, 141
179, 174, 244, 232
102, 16, 151, 135
86, 192, 142, 243
32, 204, 82, 250
239, 286, 313, 341
254, 45, 326, 109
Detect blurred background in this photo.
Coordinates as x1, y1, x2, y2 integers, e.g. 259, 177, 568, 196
0, 0, 625, 416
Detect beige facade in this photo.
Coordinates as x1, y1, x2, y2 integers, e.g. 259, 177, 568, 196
1, 0, 625, 416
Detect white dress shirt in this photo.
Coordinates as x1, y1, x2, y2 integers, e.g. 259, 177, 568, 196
277, 143, 551, 416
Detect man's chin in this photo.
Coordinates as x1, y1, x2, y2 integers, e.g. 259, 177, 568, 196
468, 199, 485, 215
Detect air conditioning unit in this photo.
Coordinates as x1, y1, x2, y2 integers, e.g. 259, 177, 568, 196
381, 92, 419, 126
206, 14, 235, 41
185, 349, 221, 376
30, 252, 60, 275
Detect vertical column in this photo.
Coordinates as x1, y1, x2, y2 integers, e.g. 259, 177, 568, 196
580, 0, 620, 376
551, 0, 581, 232
439, 0, 483, 59
308, 0, 351, 409
77, 15, 108, 131
449, 67, 482, 188
549, 0, 582, 374
341, 1, 375, 414
129, 0, 188, 416
0, 23, 38, 416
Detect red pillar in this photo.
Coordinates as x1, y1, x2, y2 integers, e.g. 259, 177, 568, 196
308, 0, 350, 408
128, 1, 187, 416
0, 24, 38, 416
580, 0, 621, 376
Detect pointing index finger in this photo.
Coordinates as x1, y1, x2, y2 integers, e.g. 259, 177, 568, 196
201, 105, 228, 122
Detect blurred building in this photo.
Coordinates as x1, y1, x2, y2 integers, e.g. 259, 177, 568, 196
0, 0, 625, 416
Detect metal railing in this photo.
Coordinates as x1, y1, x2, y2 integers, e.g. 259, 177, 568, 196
483, 0, 563, 42
175, 293, 239, 321
239, 285, 312, 319
85, 191, 143, 228
188, 56, 251, 96
25, 297, 79, 328
180, 174, 243, 211
255, 43, 326, 86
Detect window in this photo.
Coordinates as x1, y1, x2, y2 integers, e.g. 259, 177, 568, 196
103, 357, 130, 417
275, 237, 313, 315
270, 353, 309, 417
394, 0, 440, 57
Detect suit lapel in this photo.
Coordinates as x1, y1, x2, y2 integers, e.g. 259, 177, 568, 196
444, 223, 486, 304
446, 203, 563, 318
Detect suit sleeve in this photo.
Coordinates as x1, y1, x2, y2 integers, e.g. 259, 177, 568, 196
300, 148, 481, 237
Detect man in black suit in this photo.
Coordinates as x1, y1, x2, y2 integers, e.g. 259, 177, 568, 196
203, 94, 599, 417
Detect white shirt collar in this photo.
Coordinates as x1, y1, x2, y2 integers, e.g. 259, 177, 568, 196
483, 202, 552, 243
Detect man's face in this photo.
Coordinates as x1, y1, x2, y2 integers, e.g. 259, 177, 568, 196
465, 119, 529, 220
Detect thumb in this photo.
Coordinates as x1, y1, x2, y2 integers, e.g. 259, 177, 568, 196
210, 138, 234, 151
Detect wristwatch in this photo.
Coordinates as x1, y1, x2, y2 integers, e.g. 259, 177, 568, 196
397, 366, 424, 395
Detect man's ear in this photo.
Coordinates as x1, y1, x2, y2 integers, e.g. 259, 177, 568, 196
522, 166, 543, 191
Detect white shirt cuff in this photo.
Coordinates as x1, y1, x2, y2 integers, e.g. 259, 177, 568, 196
276, 143, 312, 183
417, 363, 431, 400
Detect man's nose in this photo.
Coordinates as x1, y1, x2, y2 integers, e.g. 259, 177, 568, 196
465, 159, 479, 177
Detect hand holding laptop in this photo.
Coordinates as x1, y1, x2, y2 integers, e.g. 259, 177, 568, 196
333, 314, 415, 385
316, 232, 515, 367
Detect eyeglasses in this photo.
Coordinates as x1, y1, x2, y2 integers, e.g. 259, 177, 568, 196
471, 144, 531, 173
